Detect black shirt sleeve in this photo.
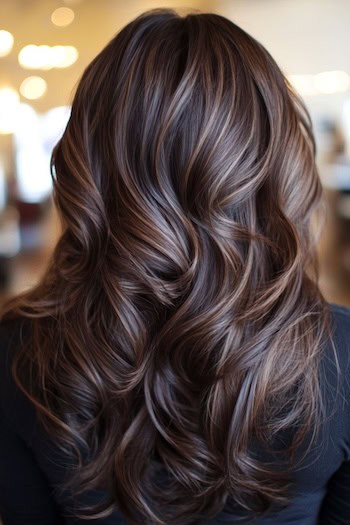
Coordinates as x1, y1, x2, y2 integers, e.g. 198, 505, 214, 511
0, 411, 62, 525
0, 318, 63, 524
318, 459, 350, 524
317, 303, 350, 524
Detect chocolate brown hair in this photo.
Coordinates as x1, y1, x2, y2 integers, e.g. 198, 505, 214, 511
2, 8, 334, 524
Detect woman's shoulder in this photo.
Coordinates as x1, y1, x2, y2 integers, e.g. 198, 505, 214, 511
0, 315, 39, 441
0, 313, 30, 335
326, 302, 350, 362
323, 301, 350, 380
328, 301, 350, 321
0, 315, 32, 400
0, 315, 31, 366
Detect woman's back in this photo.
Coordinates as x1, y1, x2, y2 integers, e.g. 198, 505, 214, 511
1, 304, 350, 524
0, 8, 349, 525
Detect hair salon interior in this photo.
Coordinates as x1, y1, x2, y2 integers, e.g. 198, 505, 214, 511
0, 0, 350, 308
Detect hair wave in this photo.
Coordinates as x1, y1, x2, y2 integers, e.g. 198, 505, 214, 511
2, 8, 333, 524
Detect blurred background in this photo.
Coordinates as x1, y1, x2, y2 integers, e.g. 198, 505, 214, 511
0, 0, 350, 307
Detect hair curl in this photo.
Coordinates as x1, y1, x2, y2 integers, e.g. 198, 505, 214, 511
2, 8, 333, 524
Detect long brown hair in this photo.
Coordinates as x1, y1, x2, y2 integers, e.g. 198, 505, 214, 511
1, 8, 334, 524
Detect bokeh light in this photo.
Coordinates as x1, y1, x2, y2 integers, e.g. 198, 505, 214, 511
0, 30, 14, 57
20, 76, 47, 100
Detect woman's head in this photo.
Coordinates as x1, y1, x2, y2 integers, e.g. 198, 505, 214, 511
3, 8, 331, 525
53, 7, 321, 279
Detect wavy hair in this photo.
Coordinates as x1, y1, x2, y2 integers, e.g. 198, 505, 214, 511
1, 8, 333, 524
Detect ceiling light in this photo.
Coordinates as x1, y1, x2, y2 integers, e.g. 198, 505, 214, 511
314, 70, 350, 94
18, 44, 78, 69
18, 45, 50, 69
0, 87, 20, 134
288, 75, 318, 97
51, 7, 75, 27
0, 30, 14, 57
20, 76, 47, 100
54, 45, 78, 68
288, 71, 350, 97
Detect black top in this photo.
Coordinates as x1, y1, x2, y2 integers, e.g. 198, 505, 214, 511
1, 302, 350, 525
